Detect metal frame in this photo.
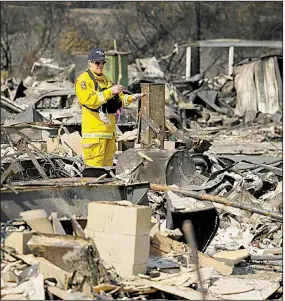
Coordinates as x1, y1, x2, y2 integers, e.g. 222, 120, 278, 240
174, 39, 282, 78
1, 181, 150, 221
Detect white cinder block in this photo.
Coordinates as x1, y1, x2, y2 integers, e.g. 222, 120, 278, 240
86, 230, 150, 265
86, 201, 151, 236
86, 201, 152, 276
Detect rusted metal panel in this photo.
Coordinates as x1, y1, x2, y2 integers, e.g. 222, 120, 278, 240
255, 59, 266, 114
273, 56, 283, 107
234, 62, 257, 116
263, 57, 280, 114
234, 56, 282, 117
139, 83, 165, 149
1, 181, 150, 222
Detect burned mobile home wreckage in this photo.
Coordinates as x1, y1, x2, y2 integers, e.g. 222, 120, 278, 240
0, 41, 283, 300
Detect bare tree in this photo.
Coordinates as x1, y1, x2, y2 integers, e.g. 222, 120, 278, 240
2, 1, 282, 79
1, 3, 12, 73
109, 2, 205, 78
1, 22, 11, 72
1, 2, 67, 78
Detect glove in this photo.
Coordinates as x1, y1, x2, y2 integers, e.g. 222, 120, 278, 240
111, 85, 125, 95
132, 93, 146, 101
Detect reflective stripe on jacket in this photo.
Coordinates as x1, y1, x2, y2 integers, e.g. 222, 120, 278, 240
82, 132, 113, 139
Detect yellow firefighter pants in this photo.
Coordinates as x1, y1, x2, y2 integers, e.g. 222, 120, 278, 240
82, 136, 116, 167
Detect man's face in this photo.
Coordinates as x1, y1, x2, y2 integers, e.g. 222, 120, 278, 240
89, 60, 106, 75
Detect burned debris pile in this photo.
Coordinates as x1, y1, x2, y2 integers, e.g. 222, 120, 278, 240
1, 54, 283, 300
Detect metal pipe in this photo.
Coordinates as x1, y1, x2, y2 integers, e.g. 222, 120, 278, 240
1, 99, 24, 113
250, 255, 282, 261
150, 183, 283, 221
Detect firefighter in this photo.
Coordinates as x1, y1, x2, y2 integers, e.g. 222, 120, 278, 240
75, 47, 144, 167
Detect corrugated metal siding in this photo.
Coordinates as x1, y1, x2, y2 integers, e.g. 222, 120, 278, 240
234, 56, 282, 117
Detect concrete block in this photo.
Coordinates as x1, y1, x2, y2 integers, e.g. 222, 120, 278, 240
164, 141, 176, 150
86, 201, 152, 236
4, 231, 34, 254
86, 230, 150, 266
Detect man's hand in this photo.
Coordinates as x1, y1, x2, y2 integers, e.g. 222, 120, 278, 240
132, 93, 147, 101
111, 85, 125, 95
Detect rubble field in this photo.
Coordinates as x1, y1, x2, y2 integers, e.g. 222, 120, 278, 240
0, 55, 283, 300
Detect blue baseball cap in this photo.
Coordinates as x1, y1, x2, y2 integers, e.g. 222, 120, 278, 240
87, 47, 108, 62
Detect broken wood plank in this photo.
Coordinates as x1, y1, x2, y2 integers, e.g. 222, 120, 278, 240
50, 212, 66, 235
27, 233, 90, 276
93, 284, 118, 294
150, 233, 232, 276
151, 283, 219, 300
69, 215, 88, 239
125, 287, 157, 295
198, 253, 233, 276
20, 209, 54, 234
213, 248, 250, 267
150, 233, 190, 256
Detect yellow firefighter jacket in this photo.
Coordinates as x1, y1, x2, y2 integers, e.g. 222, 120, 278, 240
75, 70, 134, 140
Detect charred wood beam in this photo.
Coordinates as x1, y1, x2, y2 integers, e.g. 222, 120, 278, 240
150, 183, 283, 221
